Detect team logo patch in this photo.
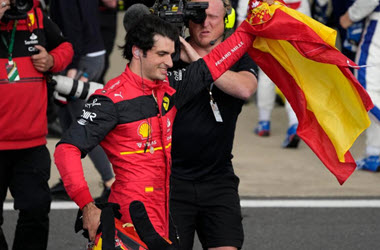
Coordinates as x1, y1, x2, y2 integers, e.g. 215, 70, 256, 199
30, 33, 37, 40
109, 80, 120, 90
85, 98, 101, 108
27, 13, 35, 27
81, 109, 97, 121
25, 31, 38, 53
24, 33, 38, 46
138, 121, 152, 139
166, 118, 171, 133
163, 96, 170, 111
114, 92, 123, 99
77, 118, 88, 126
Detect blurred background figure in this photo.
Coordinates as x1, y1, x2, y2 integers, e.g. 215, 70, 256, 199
49, 0, 115, 202
339, 0, 380, 172
98, 0, 117, 84
237, 0, 311, 148
312, 0, 362, 62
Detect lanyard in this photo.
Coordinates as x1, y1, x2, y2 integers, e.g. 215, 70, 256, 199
1, 20, 18, 62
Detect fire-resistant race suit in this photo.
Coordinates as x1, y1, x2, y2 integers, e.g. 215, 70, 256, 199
54, 21, 255, 239
349, 0, 380, 169
0, 7, 73, 250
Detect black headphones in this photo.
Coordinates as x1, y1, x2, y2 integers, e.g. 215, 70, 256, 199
208, 0, 235, 45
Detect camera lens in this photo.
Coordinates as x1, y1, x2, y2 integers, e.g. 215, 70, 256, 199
16, 0, 33, 12
187, 11, 206, 24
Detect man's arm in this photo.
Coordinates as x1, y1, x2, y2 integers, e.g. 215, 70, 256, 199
179, 36, 201, 63
54, 94, 118, 240
179, 37, 257, 100
340, 0, 379, 28
0, 1, 10, 20
39, 10, 74, 72
169, 21, 256, 108
49, 0, 85, 70
202, 21, 255, 81
213, 70, 257, 100
31, 45, 55, 72
101, 0, 117, 8
54, 143, 101, 242
212, 50, 258, 101
54, 95, 117, 206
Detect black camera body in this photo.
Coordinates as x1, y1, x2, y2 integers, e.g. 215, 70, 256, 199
150, 0, 208, 30
5, 0, 34, 20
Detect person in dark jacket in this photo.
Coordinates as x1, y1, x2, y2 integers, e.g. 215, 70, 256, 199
49, 0, 115, 202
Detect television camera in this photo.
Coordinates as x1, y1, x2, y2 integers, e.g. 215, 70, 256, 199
150, 0, 208, 33
4, 0, 34, 20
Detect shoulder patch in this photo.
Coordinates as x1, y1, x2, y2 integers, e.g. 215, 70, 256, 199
107, 80, 121, 91
96, 77, 127, 102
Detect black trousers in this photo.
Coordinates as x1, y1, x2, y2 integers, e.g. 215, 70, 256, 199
0, 145, 51, 250
170, 174, 244, 250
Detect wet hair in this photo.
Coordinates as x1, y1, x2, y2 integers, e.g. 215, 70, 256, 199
122, 15, 179, 60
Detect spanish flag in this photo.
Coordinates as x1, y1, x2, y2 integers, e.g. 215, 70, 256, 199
245, 1, 374, 184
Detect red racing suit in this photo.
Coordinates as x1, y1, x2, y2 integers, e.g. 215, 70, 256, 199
0, 8, 73, 150
54, 21, 255, 238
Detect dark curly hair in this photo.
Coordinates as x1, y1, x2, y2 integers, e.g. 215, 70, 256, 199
122, 15, 179, 60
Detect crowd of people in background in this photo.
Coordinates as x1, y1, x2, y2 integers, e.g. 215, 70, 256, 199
0, 0, 379, 249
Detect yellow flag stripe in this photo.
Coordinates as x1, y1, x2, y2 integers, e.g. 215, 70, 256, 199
249, 2, 337, 47
253, 37, 370, 162
120, 143, 172, 155
278, 5, 337, 48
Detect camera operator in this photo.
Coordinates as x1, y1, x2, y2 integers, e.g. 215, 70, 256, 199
53, 9, 259, 246
0, 0, 73, 249
169, 0, 257, 249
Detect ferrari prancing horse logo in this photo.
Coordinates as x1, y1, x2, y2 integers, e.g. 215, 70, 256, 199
163, 96, 170, 111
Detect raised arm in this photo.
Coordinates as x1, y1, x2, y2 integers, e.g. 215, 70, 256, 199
169, 21, 256, 108
202, 21, 256, 81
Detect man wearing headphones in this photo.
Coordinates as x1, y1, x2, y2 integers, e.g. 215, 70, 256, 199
169, 0, 258, 249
